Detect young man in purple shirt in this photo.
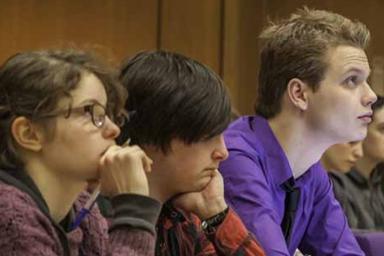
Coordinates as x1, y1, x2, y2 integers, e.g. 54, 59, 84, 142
219, 8, 377, 255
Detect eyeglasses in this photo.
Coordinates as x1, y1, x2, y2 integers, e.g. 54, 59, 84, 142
37, 102, 128, 128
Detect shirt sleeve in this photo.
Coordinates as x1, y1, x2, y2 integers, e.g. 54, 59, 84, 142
108, 193, 162, 256
219, 150, 291, 255
202, 208, 265, 255
299, 166, 364, 255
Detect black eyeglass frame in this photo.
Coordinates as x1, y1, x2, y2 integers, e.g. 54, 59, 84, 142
34, 102, 128, 128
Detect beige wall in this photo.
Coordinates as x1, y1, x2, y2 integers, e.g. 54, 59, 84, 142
0, 0, 383, 114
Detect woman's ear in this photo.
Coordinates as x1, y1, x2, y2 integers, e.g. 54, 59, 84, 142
286, 78, 309, 111
11, 117, 44, 152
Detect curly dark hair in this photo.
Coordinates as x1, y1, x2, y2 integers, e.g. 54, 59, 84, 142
0, 49, 127, 170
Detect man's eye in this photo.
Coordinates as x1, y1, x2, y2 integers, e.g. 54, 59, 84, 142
344, 76, 359, 87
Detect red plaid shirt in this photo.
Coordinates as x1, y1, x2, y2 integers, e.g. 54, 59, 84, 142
155, 203, 265, 255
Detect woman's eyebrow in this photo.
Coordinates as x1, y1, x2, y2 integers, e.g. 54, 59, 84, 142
76, 98, 106, 107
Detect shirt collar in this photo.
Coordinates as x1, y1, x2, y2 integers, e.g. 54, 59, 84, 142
161, 200, 187, 222
249, 115, 293, 186
371, 164, 384, 186
348, 168, 369, 187
349, 164, 384, 187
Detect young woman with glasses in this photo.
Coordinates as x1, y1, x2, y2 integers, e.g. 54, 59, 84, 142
0, 49, 160, 255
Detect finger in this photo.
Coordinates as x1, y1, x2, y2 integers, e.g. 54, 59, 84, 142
99, 145, 122, 165
126, 145, 145, 153
87, 180, 100, 192
142, 155, 153, 173
122, 145, 152, 172
122, 138, 131, 147
90, 184, 101, 196
172, 192, 198, 212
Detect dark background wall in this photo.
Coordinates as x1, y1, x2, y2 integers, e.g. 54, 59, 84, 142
1, 0, 383, 114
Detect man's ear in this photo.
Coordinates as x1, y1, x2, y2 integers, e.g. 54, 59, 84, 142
11, 116, 44, 152
286, 78, 309, 111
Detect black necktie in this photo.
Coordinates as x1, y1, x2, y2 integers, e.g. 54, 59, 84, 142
281, 177, 301, 245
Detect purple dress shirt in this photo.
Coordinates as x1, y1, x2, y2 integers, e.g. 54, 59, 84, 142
219, 116, 364, 255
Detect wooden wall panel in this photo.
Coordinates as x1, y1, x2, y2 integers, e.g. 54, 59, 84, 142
1, 0, 384, 112
0, 0, 158, 64
265, 0, 384, 95
160, 0, 222, 73
222, 0, 265, 114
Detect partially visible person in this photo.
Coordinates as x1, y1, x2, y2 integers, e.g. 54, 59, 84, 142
119, 50, 265, 255
0, 49, 161, 255
329, 96, 384, 230
321, 141, 363, 173
219, 7, 376, 255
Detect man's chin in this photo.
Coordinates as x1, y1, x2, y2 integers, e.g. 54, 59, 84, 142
355, 128, 368, 140
192, 177, 212, 191
340, 131, 366, 144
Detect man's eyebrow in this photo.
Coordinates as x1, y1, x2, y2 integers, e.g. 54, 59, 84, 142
342, 66, 371, 76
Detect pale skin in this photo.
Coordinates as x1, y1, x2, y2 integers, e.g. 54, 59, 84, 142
172, 170, 227, 220
321, 141, 363, 173
269, 45, 376, 179
12, 72, 153, 223
355, 107, 384, 178
99, 144, 153, 197
144, 135, 229, 220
